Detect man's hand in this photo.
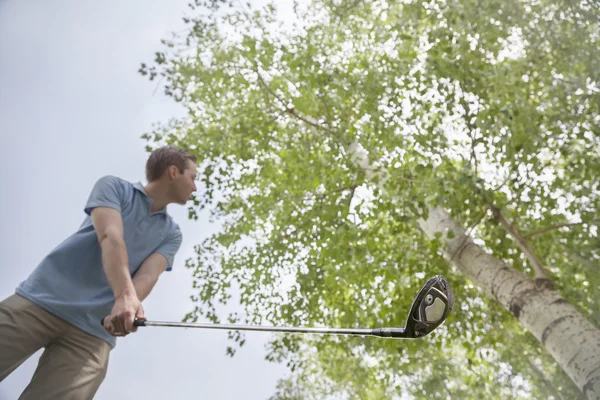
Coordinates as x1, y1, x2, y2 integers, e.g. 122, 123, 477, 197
103, 294, 145, 336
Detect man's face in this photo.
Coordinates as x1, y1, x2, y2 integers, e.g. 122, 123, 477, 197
173, 159, 197, 204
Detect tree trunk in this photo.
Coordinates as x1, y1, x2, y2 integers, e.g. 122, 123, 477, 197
419, 207, 600, 400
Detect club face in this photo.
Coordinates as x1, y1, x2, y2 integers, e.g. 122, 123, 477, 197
404, 275, 454, 338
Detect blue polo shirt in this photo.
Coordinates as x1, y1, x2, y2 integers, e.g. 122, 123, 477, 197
16, 175, 183, 348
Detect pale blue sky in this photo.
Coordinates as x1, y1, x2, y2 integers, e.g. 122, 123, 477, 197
0, 1, 297, 398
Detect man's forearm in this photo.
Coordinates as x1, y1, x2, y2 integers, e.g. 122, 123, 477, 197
132, 272, 158, 302
100, 235, 136, 299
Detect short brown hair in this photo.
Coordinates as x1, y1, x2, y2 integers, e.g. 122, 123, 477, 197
146, 145, 197, 182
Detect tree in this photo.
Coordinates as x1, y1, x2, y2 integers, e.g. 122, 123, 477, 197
140, 0, 600, 398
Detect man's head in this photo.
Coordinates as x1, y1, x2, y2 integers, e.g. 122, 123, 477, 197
146, 145, 198, 205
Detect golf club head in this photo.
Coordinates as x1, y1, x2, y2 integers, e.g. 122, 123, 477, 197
404, 274, 454, 338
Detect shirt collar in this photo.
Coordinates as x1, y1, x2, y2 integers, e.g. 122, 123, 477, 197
133, 182, 167, 214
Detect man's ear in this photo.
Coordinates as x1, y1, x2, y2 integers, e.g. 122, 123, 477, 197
168, 165, 178, 180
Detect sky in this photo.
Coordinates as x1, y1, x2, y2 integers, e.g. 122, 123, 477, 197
0, 1, 299, 398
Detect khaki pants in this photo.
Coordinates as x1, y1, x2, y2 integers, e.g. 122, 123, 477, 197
0, 294, 111, 400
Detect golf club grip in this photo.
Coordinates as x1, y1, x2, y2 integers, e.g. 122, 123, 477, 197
99, 318, 147, 327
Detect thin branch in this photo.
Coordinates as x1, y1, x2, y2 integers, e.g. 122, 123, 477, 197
346, 185, 357, 216
571, 253, 599, 271
461, 95, 480, 180
319, 91, 335, 129
280, 199, 327, 240
534, 137, 571, 176
255, 68, 286, 104
287, 107, 326, 130
395, 176, 436, 183
524, 221, 598, 238
331, 0, 363, 19
491, 165, 516, 192
253, 65, 330, 131
490, 205, 550, 280
528, 358, 563, 400
358, 165, 436, 183
152, 76, 164, 96
334, 185, 358, 193
279, 186, 357, 239
265, 107, 289, 126
284, 185, 357, 203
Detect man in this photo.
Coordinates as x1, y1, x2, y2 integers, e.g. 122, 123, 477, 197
0, 145, 197, 399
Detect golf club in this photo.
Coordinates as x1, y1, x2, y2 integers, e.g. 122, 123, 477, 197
102, 275, 453, 339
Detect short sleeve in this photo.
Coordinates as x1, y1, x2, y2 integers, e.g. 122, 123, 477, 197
84, 175, 127, 216
154, 226, 182, 271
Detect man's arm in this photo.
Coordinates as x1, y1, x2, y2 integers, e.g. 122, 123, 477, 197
132, 253, 168, 302
91, 206, 143, 335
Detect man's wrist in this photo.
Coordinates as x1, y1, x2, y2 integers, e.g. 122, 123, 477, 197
114, 287, 137, 300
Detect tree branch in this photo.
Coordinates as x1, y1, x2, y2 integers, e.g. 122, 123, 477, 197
356, 165, 436, 183
318, 91, 335, 129
461, 95, 480, 180
571, 253, 599, 271
280, 201, 325, 240
334, 185, 358, 193
490, 205, 551, 280
528, 358, 563, 400
286, 185, 357, 202
524, 221, 598, 238
346, 185, 357, 219
253, 65, 330, 131
280, 186, 357, 239
331, 0, 363, 19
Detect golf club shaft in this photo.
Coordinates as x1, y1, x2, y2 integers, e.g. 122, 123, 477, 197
134, 319, 407, 338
